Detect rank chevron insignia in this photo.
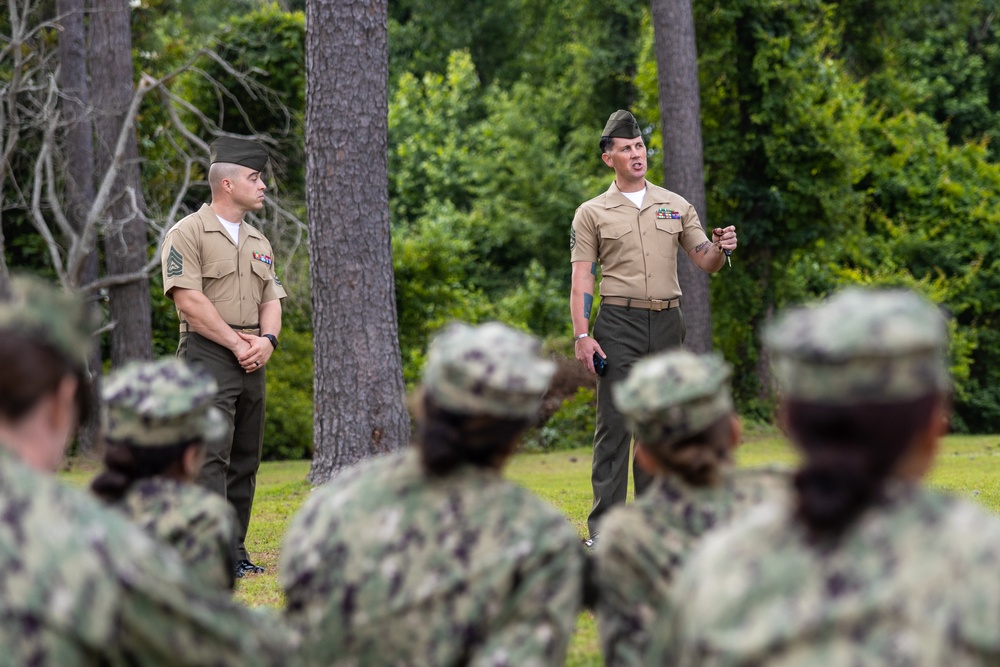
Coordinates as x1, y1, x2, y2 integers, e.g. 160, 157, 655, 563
166, 246, 184, 277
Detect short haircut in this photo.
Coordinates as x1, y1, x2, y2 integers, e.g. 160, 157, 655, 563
208, 161, 246, 190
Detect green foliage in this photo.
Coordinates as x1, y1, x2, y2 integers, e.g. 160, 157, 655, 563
494, 261, 570, 338
392, 205, 494, 386
132, 0, 262, 72
387, 49, 595, 383
784, 109, 1000, 432
835, 0, 1000, 159
388, 0, 643, 119
522, 388, 596, 452
263, 327, 313, 459
389, 51, 483, 223
18, 0, 1000, 443
639, 0, 872, 411
175, 4, 306, 194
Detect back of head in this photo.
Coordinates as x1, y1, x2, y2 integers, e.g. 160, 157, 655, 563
0, 275, 95, 424
613, 349, 734, 485
764, 287, 950, 539
418, 321, 556, 475
101, 358, 224, 449
93, 358, 225, 501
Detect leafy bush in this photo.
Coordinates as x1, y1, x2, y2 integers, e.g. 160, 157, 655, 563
263, 327, 313, 459
522, 387, 596, 453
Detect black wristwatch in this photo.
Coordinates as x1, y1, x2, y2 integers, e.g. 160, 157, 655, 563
263, 333, 279, 350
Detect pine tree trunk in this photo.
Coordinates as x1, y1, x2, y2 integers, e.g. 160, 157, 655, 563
58, 0, 102, 452
651, 0, 713, 353
305, 0, 410, 484
88, 0, 152, 365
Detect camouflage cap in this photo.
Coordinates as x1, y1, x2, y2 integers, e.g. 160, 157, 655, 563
764, 287, 950, 404
423, 322, 556, 418
210, 136, 269, 172
102, 358, 226, 448
613, 349, 734, 446
0, 275, 95, 367
602, 110, 641, 140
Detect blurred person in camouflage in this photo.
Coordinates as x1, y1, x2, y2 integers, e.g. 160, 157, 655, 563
280, 321, 584, 666
648, 287, 1000, 665
591, 349, 788, 666
0, 275, 295, 665
91, 358, 239, 592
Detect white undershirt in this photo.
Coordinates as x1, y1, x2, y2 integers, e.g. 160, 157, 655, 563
622, 187, 646, 208
216, 216, 241, 245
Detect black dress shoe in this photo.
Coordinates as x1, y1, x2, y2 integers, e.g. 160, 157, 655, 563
234, 559, 265, 577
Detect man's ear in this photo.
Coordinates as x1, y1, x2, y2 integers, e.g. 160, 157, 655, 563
601, 153, 614, 169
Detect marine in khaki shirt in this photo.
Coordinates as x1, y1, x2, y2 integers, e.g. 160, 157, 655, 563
161, 137, 286, 578
570, 179, 707, 300
163, 204, 285, 328
568, 110, 738, 542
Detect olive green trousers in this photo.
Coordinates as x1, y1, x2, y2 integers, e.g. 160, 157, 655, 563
587, 304, 685, 538
179, 332, 266, 563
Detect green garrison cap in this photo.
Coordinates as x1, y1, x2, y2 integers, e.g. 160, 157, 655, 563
613, 350, 734, 446
423, 322, 556, 419
210, 136, 269, 172
102, 358, 227, 448
764, 287, 951, 404
0, 275, 95, 367
602, 110, 641, 139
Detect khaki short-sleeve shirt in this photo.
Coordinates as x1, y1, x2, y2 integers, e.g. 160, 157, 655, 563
162, 204, 287, 326
570, 181, 709, 299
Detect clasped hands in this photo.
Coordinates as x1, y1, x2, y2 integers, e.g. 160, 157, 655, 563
235, 332, 273, 373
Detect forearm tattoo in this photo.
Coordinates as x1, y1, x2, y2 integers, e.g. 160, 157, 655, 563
583, 293, 594, 320
694, 241, 712, 255
590, 262, 597, 276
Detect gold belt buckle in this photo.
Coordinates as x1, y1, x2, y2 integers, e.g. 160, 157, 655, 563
650, 299, 664, 312
239, 327, 256, 333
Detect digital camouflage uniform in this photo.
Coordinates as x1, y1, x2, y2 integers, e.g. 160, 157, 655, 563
593, 350, 789, 666
0, 447, 295, 666
116, 477, 237, 591
648, 289, 1000, 666
0, 277, 296, 666
595, 470, 789, 666
280, 322, 584, 667
102, 358, 238, 591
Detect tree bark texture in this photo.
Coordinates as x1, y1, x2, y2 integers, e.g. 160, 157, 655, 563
651, 0, 713, 353
88, 0, 152, 364
306, 0, 410, 484
57, 0, 102, 452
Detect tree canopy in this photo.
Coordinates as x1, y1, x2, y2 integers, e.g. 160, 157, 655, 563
6, 0, 1000, 450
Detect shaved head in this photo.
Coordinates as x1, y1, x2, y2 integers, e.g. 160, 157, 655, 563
209, 162, 247, 192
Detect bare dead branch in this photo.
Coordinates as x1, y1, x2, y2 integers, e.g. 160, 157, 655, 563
29, 119, 67, 280
4, 14, 305, 296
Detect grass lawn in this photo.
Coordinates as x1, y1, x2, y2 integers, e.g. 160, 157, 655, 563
60, 430, 1000, 666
